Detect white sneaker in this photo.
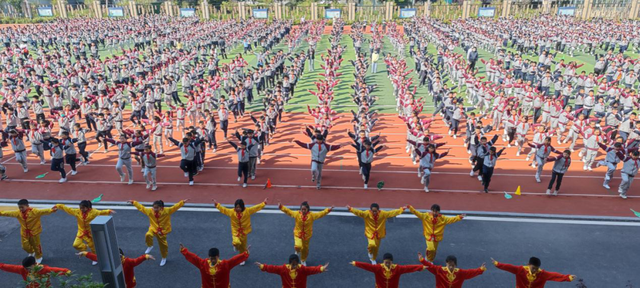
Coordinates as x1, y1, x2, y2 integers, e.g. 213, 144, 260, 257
128, 179, 134, 185
242, 183, 247, 188
59, 178, 67, 183
368, 253, 373, 259
257, 158, 260, 164
212, 148, 217, 153
412, 160, 417, 165
469, 170, 474, 177
251, 175, 255, 180
237, 177, 241, 182
240, 261, 245, 266
516, 151, 520, 156
40, 161, 46, 165
453, 135, 457, 139
420, 177, 424, 184
620, 194, 628, 199
507, 143, 511, 147
605, 175, 610, 181
189, 181, 194, 186
301, 261, 306, 266
583, 165, 587, 171
477, 176, 483, 181
120, 175, 125, 182
160, 258, 167, 267
557, 140, 562, 145
145, 246, 154, 254
424, 187, 429, 193
364, 184, 368, 189
535, 176, 541, 183
36, 257, 42, 264
370, 260, 377, 265
579, 151, 584, 157
152, 185, 158, 191
184, 172, 188, 177
553, 190, 558, 196
588, 167, 593, 171
546, 189, 551, 195
603, 184, 610, 190
525, 156, 530, 161
448, 130, 452, 135
146, 184, 151, 189
417, 173, 422, 178
92, 261, 98, 266
23, 168, 28, 173
28, 253, 35, 257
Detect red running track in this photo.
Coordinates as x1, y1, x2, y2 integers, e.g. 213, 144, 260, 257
0, 113, 637, 217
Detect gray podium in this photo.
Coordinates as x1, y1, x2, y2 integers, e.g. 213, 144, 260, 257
90, 216, 126, 288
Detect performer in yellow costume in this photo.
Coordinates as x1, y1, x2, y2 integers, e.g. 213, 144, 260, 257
348, 203, 405, 264
0, 199, 57, 263
129, 199, 187, 267
214, 198, 267, 265
408, 204, 464, 262
278, 201, 332, 265
56, 200, 114, 265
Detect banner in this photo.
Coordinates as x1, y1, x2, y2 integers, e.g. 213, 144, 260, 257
477, 7, 495, 17
180, 8, 196, 17
324, 9, 341, 19
252, 8, 268, 19
399, 8, 417, 18
557, 6, 576, 16
108, 7, 125, 17
37, 6, 53, 17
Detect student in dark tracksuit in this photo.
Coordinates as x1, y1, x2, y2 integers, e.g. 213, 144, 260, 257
229, 141, 254, 188
546, 150, 572, 196
481, 147, 506, 193
471, 134, 499, 182
168, 136, 198, 186
49, 138, 67, 183
60, 132, 79, 176
352, 140, 384, 189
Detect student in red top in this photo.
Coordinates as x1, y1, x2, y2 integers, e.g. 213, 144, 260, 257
180, 243, 249, 288
0, 256, 70, 288
417, 253, 485, 288
352, 253, 426, 288
75, 249, 155, 288
492, 257, 576, 288
256, 254, 328, 288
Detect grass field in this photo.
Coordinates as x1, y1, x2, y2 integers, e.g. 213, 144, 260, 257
31, 29, 636, 116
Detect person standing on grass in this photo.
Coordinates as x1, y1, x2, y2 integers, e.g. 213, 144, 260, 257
213, 198, 267, 265
348, 204, 405, 264
181, 243, 248, 288
407, 204, 464, 262
481, 146, 506, 193
492, 257, 576, 287
417, 253, 486, 287
545, 150, 572, 196
128, 199, 187, 267
256, 254, 328, 288
168, 136, 199, 186
106, 135, 142, 185
228, 140, 254, 188
351, 253, 426, 288
293, 135, 342, 190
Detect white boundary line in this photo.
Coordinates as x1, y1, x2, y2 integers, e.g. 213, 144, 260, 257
1, 161, 624, 180
1, 202, 637, 227
1, 178, 633, 198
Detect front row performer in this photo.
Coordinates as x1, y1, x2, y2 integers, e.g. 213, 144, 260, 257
352, 253, 425, 288
181, 244, 249, 288
257, 254, 329, 288
492, 257, 576, 287
418, 253, 486, 287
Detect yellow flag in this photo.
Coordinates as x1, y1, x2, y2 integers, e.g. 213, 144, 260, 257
515, 186, 521, 196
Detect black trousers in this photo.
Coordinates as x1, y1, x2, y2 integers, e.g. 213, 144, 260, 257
548, 171, 564, 190
179, 159, 197, 181
473, 157, 485, 176
51, 158, 66, 178
238, 162, 249, 183
482, 166, 494, 190
361, 162, 372, 184
64, 153, 77, 171
78, 142, 89, 162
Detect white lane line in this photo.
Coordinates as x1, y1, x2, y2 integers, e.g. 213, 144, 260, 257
4, 202, 637, 227
1, 178, 633, 198
1, 161, 621, 180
